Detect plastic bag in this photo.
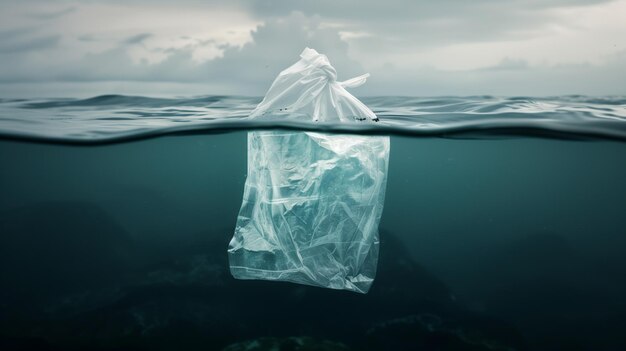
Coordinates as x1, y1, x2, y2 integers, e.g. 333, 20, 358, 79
228, 48, 389, 293
249, 47, 379, 122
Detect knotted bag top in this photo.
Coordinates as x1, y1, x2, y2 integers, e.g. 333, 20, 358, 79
250, 47, 379, 123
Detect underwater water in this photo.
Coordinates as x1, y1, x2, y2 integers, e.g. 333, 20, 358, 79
0, 95, 625, 351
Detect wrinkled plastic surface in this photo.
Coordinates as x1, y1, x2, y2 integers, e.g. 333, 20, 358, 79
249, 47, 378, 123
228, 48, 389, 293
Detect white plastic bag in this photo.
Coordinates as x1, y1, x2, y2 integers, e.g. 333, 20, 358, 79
249, 47, 379, 123
228, 48, 389, 293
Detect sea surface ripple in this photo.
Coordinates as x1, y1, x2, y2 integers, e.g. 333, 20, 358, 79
0, 95, 625, 144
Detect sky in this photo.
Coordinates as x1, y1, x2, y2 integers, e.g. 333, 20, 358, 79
0, 0, 624, 97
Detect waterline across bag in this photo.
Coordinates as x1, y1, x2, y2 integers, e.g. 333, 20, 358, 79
228, 48, 389, 293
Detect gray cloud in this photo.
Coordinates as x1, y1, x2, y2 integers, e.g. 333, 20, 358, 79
246, 0, 613, 44
200, 12, 365, 91
123, 33, 153, 45
0, 1, 624, 96
246, 0, 612, 18
0, 26, 40, 41
23, 6, 76, 20
77, 34, 98, 42
0, 34, 60, 54
0, 12, 364, 93
479, 58, 530, 71
360, 51, 626, 96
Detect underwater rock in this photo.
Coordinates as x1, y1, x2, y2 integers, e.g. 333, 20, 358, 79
463, 233, 626, 350
141, 254, 225, 286
365, 314, 524, 351
0, 337, 56, 351
222, 337, 351, 351
0, 202, 138, 318
369, 230, 454, 307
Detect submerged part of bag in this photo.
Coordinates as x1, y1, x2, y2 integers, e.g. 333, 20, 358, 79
228, 48, 389, 293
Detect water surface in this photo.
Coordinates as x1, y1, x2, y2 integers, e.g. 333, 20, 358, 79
0, 95, 625, 142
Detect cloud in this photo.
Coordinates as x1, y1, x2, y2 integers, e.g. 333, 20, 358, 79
23, 6, 76, 20
0, 1, 624, 96
122, 33, 153, 45
359, 51, 626, 96
239, 0, 625, 71
245, 0, 614, 45
77, 34, 98, 42
0, 34, 60, 54
0, 12, 364, 94
479, 58, 530, 71
245, 0, 613, 19
200, 11, 364, 92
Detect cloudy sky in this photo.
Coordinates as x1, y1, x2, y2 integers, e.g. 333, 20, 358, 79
0, 0, 624, 96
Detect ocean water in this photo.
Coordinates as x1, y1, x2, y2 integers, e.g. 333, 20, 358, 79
0, 95, 625, 351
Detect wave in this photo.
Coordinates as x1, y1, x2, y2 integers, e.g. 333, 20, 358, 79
0, 95, 625, 144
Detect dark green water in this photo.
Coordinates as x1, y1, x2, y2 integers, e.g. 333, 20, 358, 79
1, 132, 625, 350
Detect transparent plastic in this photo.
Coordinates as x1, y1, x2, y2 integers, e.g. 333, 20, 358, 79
228, 48, 389, 293
249, 47, 379, 123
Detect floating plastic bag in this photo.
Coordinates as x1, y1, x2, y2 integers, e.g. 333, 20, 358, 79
228, 48, 389, 293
